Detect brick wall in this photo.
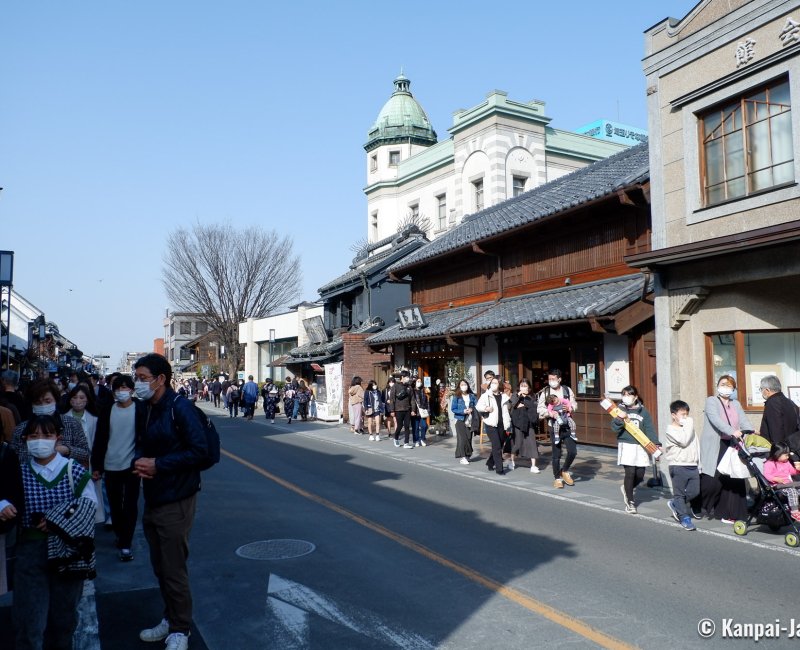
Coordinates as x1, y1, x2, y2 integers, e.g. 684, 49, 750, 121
341, 332, 391, 423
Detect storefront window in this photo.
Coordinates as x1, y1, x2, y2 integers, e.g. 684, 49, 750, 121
575, 346, 600, 397
708, 331, 800, 407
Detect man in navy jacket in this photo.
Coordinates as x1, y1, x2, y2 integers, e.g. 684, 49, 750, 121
133, 353, 208, 650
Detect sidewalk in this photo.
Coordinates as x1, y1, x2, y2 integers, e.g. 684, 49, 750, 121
201, 403, 799, 553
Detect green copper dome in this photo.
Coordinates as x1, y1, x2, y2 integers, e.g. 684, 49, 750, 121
365, 74, 437, 152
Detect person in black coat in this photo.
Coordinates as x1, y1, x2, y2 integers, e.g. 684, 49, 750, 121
759, 375, 799, 445
0, 439, 23, 594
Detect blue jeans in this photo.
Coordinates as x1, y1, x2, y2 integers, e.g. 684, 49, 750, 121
291, 398, 299, 419
411, 416, 428, 443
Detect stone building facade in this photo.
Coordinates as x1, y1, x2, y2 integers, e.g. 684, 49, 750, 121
630, 0, 800, 426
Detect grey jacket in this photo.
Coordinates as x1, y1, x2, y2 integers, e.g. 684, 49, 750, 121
699, 396, 753, 477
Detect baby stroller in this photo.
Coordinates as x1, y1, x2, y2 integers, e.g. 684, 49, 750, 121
732, 439, 800, 548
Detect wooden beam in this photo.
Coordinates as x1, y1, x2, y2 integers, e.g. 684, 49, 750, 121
614, 298, 655, 335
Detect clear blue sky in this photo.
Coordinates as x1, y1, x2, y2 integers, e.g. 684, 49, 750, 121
1, 1, 698, 369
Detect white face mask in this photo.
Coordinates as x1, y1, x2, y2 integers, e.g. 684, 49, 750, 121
548, 380, 559, 389
718, 386, 734, 398
134, 380, 155, 400
416, 381, 422, 388
32, 403, 57, 416
490, 383, 500, 393
27, 438, 57, 459
679, 417, 688, 427
459, 385, 468, 392
622, 395, 637, 407
115, 390, 131, 403
520, 386, 529, 394
67, 382, 77, 391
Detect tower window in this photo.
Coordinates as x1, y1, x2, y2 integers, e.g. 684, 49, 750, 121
389, 150, 400, 166
473, 179, 484, 211
436, 194, 447, 230
370, 154, 377, 172
513, 176, 526, 197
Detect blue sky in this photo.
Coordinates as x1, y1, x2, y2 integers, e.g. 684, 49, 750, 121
1, 0, 699, 369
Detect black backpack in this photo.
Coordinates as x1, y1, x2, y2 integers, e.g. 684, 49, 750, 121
172, 396, 221, 470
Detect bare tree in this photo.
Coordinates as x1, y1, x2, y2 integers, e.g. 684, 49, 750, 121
162, 223, 301, 376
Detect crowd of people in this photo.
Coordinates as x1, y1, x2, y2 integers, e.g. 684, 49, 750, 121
340, 368, 800, 535
0, 354, 215, 650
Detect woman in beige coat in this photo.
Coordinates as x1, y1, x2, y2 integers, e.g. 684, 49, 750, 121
348, 376, 365, 434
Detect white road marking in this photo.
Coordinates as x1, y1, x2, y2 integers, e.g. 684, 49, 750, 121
267, 573, 435, 649
74, 580, 101, 650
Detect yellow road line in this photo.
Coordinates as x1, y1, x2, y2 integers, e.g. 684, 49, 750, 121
222, 448, 637, 650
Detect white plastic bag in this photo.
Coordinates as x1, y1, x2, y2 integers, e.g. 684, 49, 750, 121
717, 447, 751, 479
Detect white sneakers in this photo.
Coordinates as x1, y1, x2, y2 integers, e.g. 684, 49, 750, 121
140, 619, 170, 642
530, 464, 540, 473
403, 443, 414, 449
459, 457, 470, 465
368, 435, 374, 441
165, 632, 190, 650
420, 440, 427, 447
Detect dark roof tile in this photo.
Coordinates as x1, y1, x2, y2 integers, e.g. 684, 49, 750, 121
389, 143, 649, 273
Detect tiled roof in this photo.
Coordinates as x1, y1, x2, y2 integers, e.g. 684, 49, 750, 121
288, 337, 344, 361
318, 234, 427, 296
388, 142, 649, 273
288, 321, 380, 361
366, 302, 490, 345
449, 275, 649, 334
367, 274, 649, 344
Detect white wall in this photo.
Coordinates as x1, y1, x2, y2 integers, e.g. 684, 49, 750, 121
603, 334, 630, 398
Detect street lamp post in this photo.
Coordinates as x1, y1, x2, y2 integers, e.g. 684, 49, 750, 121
269, 328, 276, 379
0, 251, 14, 370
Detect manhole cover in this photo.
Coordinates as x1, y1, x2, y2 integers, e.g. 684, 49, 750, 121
235, 539, 316, 560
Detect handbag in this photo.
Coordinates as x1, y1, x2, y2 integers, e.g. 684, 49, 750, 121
418, 407, 429, 418
717, 446, 751, 479
364, 407, 374, 416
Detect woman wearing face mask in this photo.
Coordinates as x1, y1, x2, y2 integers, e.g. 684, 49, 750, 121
410, 378, 429, 448
11, 379, 90, 467
92, 375, 141, 561
476, 377, 511, 475
611, 386, 659, 514
66, 384, 105, 524
383, 379, 396, 438
363, 380, 383, 441
510, 380, 541, 473
12, 415, 98, 649
451, 379, 477, 465
696, 374, 753, 524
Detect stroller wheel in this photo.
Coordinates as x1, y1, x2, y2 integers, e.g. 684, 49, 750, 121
733, 520, 747, 536
785, 532, 799, 548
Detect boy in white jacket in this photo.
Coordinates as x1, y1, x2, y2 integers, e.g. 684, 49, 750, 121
664, 400, 699, 531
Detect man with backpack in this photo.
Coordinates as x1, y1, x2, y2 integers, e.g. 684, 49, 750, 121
537, 368, 578, 489
132, 353, 213, 650
241, 375, 259, 421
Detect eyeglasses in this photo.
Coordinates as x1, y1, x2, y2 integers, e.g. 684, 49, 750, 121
134, 374, 155, 383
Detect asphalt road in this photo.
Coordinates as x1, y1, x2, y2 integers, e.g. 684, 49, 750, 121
3, 409, 799, 649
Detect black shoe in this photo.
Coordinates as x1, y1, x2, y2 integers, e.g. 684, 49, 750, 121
496, 470, 505, 476
487, 465, 495, 472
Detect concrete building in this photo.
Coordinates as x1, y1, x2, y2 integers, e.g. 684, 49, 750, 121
365, 74, 629, 243
162, 310, 210, 377
239, 302, 324, 383
630, 0, 800, 427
